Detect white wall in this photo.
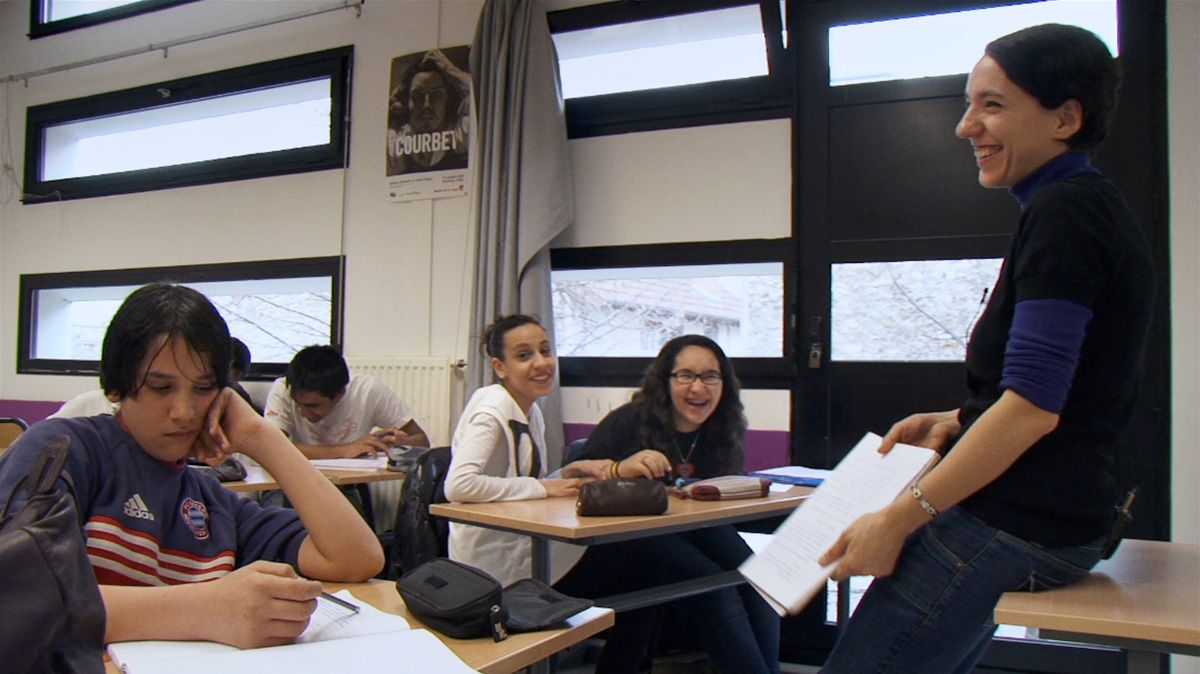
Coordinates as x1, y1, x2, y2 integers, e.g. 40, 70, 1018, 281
1167, 0, 1199, 670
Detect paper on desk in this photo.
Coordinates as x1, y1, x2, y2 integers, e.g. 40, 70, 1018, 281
107, 591, 412, 671
110, 630, 477, 674
308, 456, 389, 470
739, 432, 937, 616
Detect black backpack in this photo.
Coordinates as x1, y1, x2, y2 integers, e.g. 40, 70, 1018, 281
390, 446, 452, 578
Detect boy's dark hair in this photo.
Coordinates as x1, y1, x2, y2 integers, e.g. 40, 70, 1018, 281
100, 284, 232, 399
481, 314, 543, 360
632, 334, 747, 475
985, 23, 1121, 151
230, 337, 252, 377
286, 345, 350, 399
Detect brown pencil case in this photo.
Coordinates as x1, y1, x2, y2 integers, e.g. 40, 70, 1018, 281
576, 478, 668, 516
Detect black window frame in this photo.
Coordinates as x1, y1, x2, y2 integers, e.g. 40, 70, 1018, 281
28, 0, 199, 39
547, 0, 792, 138
22, 46, 353, 203
551, 238, 796, 389
18, 256, 344, 380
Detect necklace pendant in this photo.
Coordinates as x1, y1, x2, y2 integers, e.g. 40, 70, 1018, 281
677, 461, 695, 478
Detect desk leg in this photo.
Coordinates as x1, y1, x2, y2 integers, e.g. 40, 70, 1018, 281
1126, 650, 1163, 674
836, 579, 851, 635
530, 537, 553, 674
531, 538, 551, 584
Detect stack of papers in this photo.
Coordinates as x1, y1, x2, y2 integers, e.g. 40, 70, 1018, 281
107, 591, 478, 674
308, 456, 389, 471
739, 432, 938, 615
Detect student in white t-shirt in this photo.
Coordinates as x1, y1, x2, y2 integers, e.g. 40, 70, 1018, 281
264, 345, 429, 459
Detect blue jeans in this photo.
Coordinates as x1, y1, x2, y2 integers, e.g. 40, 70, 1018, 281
821, 507, 1104, 674
556, 525, 780, 674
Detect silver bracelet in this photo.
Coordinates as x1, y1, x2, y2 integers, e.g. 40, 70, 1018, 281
911, 483, 940, 518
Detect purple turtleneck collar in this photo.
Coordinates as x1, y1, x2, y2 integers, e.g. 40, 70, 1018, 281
1009, 151, 1098, 209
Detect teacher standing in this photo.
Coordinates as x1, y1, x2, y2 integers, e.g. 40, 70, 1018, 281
819, 24, 1154, 674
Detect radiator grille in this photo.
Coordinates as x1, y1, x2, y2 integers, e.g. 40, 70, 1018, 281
344, 357, 456, 531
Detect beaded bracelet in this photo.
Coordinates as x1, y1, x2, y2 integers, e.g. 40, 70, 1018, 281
911, 483, 940, 518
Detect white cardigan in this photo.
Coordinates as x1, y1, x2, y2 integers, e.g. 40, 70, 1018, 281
444, 384, 585, 586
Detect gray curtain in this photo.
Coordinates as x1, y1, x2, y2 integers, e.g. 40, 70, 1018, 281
467, 0, 573, 467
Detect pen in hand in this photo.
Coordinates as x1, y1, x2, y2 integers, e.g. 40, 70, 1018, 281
320, 591, 360, 614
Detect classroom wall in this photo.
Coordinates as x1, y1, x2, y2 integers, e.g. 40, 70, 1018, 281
0, 0, 1195, 551
1166, 9, 1198, 672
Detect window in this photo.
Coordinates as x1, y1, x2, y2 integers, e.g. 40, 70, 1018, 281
548, 0, 789, 138
554, 263, 783, 358
551, 239, 793, 388
831, 259, 1003, 362
23, 46, 352, 202
18, 257, 343, 379
829, 0, 1118, 86
29, 0, 199, 39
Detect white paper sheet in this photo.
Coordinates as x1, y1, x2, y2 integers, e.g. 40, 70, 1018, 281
739, 432, 937, 615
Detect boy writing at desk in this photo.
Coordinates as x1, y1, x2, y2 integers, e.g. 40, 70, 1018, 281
265, 345, 429, 459
0, 284, 384, 647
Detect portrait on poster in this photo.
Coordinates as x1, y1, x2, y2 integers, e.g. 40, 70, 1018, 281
386, 46, 471, 202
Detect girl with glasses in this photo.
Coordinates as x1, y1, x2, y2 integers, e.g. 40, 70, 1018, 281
556, 334, 779, 674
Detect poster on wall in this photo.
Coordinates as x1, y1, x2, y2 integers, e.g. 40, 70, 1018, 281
386, 46, 471, 202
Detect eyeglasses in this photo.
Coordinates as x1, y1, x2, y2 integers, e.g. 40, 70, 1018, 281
669, 370, 723, 386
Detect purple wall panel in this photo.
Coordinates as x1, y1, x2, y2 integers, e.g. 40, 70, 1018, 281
561, 422, 790, 471
0, 400, 62, 425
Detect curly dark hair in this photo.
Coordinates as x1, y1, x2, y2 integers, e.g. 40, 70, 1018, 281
631, 335, 746, 475
391, 54, 466, 127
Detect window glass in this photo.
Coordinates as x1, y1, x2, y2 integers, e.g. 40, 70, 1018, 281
553, 4, 771, 99
43, 0, 143, 21
33, 278, 332, 364
552, 262, 783, 358
42, 79, 331, 181
23, 47, 350, 202
831, 259, 1002, 362
19, 257, 341, 376
829, 0, 1118, 86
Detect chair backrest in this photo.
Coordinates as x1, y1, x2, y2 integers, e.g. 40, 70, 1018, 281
0, 417, 30, 454
390, 446, 452, 578
564, 438, 588, 464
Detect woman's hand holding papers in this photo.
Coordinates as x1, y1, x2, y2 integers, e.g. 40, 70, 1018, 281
818, 492, 932, 581
878, 409, 962, 455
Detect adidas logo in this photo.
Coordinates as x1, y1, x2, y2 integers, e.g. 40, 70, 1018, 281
123, 494, 156, 521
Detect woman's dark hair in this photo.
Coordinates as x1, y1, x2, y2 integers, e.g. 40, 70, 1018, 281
632, 335, 747, 474
481, 314, 544, 360
100, 284, 231, 399
985, 23, 1121, 151
286, 345, 350, 399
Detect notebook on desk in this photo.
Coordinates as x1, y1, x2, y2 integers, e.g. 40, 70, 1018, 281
107, 591, 479, 674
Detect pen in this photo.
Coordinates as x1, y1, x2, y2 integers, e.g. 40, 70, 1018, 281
320, 591, 360, 614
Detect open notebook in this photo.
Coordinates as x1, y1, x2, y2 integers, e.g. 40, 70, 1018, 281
739, 432, 938, 615
107, 590, 478, 674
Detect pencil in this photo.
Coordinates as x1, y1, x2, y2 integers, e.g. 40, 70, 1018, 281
320, 591, 360, 614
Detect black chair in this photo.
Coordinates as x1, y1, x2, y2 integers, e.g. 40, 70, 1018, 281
386, 446, 452, 579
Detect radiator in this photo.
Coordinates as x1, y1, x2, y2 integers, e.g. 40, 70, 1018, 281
344, 356, 458, 532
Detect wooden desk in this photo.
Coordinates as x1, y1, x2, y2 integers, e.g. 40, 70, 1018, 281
431, 488, 811, 594
994, 539, 1200, 674
103, 580, 614, 674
